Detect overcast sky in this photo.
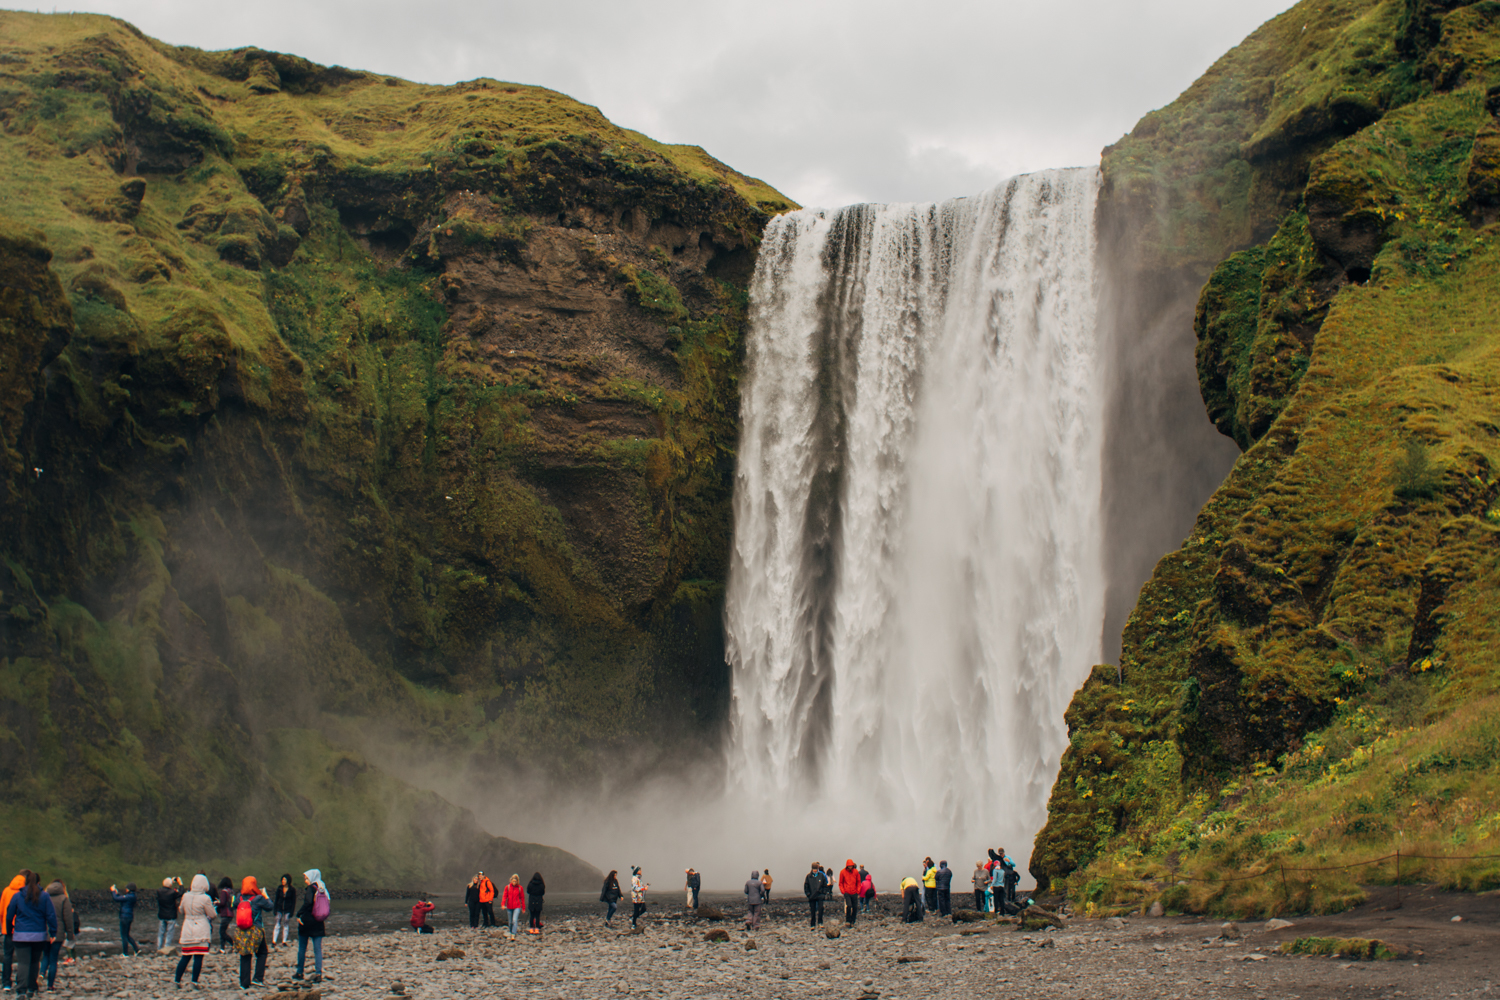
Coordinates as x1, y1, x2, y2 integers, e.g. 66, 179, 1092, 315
68, 0, 1293, 207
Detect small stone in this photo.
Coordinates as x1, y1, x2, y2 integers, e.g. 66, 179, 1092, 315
895, 956, 925, 964
1265, 918, 1295, 931
1147, 901, 1165, 918
1219, 922, 1241, 941
704, 928, 730, 943
435, 947, 465, 960
826, 926, 842, 939
1107, 917, 1126, 929
1038, 938, 1055, 949
744, 939, 758, 951
1451, 915, 1463, 922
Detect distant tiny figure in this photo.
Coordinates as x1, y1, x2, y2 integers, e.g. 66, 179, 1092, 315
744, 871, 764, 930
859, 867, 874, 913
760, 869, 773, 904
215, 876, 235, 953
526, 873, 546, 934
600, 871, 622, 926
972, 861, 989, 912
684, 869, 701, 909
502, 875, 525, 939
630, 867, 649, 929
921, 858, 937, 914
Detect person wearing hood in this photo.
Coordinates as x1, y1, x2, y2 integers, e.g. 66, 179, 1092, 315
599, 871, 621, 926
934, 861, 953, 917
629, 867, 648, 929
5, 870, 56, 997
41, 880, 74, 991
156, 876, 182, 952
214, 876, 234, 953
271, 875, 295, 948
172, 873, 215, 988
837, 860, 861, 925
410, 893, 436, 935
802, 863, 826, 929
743, 871, 763, 930
234, 876, 273, 989
294, 869, 329, 983
921, 858, 937, 915
858, 867, 875, 914
501, 875, 524, 940
110, 881, 141, 956
2, 869, 31, 992
525, 873, 546, 935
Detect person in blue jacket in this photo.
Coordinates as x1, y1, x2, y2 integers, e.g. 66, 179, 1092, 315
110, 882, 141, 956
6, 870, 57, 997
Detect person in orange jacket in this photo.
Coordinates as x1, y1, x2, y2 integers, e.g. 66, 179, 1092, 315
477, 873, 497, 928
2, 870, 33, 992
837, 860, 861, 926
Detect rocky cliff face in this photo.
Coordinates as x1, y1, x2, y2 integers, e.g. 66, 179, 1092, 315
0, 11, 791, 885
1036, 0, 1500, 913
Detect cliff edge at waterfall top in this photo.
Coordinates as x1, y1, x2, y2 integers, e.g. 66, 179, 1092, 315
1034, 0, 1500, 916
0, 9, 792, 886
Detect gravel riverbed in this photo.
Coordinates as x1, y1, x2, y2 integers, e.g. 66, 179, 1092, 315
34, 904, 1497, 999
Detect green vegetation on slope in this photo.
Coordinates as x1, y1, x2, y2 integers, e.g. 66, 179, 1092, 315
0, 11, 793, 884
1036, 0, 1500, 915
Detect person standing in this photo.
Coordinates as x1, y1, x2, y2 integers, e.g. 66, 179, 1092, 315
599, 871, 621, 926
477, 872, 497, 928
233, 876, 273, 989
629, 867, 648, 929
744, 872, 763, 931
525, 873, 545, 935
935, 862, 953, 917
293, 869, 329, 983
684, 869, 701, 909
6, 871, 56, 997
857, 866, 874, 914
172, 874, 214, 988
465, 876, 481, 929
971, 861, 989, 911
110, 882, 141, 956
41, 879, 74, 991
156, 877, 182, 953
921, 859, 937, 915
271, 875, 296, 948
837, 861, 860, 926
989, 859, 1006, 914
802, 863, 825, 929
2, 869, 31, 991
214, 877, 234, 953
410, 894, 436, 934
760, 869, 772, 905
501, 875, 524, 940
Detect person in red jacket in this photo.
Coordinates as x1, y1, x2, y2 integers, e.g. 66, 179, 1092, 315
837, 860, 861, 926
410, 894, 435, 934
499, 875, 525, 941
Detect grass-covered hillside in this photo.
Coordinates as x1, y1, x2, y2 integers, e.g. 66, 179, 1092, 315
1036, 0, 1500, 914
0, 11, 792, 886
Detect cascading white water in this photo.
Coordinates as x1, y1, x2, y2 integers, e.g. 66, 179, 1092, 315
725, 168, 1104, 869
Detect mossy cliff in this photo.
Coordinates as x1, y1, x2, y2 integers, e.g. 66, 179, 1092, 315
0, 11, 793, 886
1036, 0, 1500, 913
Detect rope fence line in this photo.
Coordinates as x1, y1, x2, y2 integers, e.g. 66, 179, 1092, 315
1083, 849, 1500, 887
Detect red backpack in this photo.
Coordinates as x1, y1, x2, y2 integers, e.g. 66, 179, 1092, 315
235, 897, 253, 930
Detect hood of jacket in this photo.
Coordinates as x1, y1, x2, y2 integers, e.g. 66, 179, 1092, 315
304, 869, 329, 899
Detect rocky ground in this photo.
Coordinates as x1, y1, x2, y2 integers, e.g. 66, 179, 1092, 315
36, 885, 1498, 998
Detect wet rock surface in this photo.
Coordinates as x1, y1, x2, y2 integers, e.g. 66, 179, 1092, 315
42, 905, 1496, 999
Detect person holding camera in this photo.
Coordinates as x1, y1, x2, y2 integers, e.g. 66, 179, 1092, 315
155, 877, 182, 952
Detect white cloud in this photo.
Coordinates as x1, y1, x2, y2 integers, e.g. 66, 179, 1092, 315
73, 0, 1294, 206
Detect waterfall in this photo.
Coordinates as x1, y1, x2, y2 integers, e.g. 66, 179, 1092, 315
725, 168, 1104, 866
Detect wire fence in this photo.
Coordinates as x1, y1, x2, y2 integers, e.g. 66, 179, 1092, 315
1085, 849, 1500, 888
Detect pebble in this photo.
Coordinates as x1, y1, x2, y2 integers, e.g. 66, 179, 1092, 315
31, 912, 1457, 998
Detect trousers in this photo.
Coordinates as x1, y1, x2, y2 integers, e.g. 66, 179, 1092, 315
807, 897, 823, 927
843, 893, 859, 925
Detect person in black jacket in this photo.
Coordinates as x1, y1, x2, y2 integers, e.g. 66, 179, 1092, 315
934, 862, 953, 917
684, 869, 701, 909
271, 876, 296, 948
464, 876, 481, 929
600, 871, 621, 925
109, 882, 140, 956
155, 878, 181, 952
525, 873, 545, 934
293, 870, 326, 983
802, 863, 826, 929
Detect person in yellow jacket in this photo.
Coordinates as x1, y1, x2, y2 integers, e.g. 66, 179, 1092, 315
899, 877, 922, 923
2, 870, 31, 992
921, 858, 938, 915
